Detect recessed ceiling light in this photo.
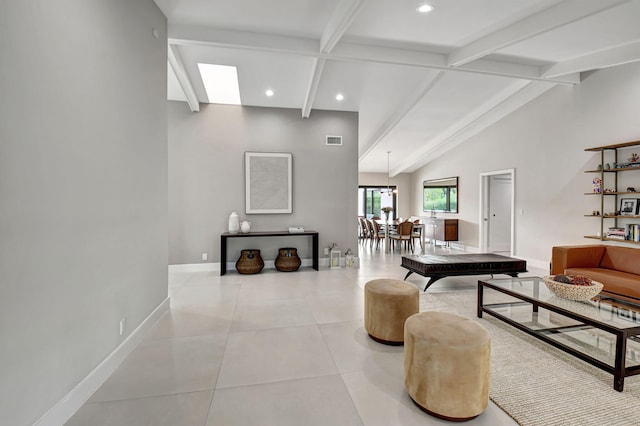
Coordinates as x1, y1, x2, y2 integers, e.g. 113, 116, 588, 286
416, 3, 434, 13
336, 93, 344, 101
265, 89, 274, 97
197, 63, 241, 105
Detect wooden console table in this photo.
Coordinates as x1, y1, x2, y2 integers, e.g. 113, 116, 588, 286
422, 218, 458, 246
220, 230, 319, 275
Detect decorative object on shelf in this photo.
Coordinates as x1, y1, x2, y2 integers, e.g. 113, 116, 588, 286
605, 163, 611, 170
592, 177, 602, 193
240, 221, 251, 233
630, 153, 639, 163
619, 198, 638, 216
627, 187, 636, 192
235, 249, 264, 274
228, 211, 240, 234
591, 210, 600, 216
275, 247, 301, 272
543, 275, 604, 302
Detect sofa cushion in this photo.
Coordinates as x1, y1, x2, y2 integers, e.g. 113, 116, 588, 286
600, 246, 640, 276
565, 267, 640, 301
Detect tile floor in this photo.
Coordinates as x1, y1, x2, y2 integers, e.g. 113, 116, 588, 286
66, 243, 527, 425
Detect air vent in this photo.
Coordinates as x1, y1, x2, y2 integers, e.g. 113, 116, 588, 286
326, 135, 342, 146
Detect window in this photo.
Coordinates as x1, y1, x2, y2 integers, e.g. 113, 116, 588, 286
423, 177, 458, 213
358, 186, 396, 219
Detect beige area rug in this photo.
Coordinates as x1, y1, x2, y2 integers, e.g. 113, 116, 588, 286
420, 290, 640, 426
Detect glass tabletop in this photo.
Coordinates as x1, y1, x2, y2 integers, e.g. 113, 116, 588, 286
480, 276, 640, 332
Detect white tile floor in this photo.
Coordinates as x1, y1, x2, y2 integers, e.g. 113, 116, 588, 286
66, 242, 524, 425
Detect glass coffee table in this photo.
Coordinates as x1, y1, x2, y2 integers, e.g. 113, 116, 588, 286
477, 276, 640, 391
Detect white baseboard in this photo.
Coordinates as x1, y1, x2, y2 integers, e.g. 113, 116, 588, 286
524, 258, 550, 273
169, 262, 218, 272
169, 259, 325, 273
34, 298, 171, 426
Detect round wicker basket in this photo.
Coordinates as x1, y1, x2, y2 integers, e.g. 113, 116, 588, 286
275, 247, 301, 272
235, 249, 264, 274
543, 275, 603, 302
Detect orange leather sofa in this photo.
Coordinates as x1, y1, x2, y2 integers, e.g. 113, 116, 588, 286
551, 245, 640, 302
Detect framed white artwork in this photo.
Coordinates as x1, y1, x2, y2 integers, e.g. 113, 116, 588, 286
245, 152, 292, 214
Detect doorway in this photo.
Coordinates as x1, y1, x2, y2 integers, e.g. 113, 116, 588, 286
479, 169, 514, 256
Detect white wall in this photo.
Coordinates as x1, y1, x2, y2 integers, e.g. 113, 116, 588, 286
411, 62, 640, 267
358, 172, 412, 219
0, 1, 168, 424
168, 103, 359, 264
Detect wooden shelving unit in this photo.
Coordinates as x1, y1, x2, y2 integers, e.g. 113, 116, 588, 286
584, 140, 640, 245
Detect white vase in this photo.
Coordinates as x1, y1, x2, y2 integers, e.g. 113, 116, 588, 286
240, 221, 251, 233
228, 212, 239, 234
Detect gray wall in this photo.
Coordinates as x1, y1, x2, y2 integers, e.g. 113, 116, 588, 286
168, 102, 359, 264
0, 1, 168, 424
411, 61, 640, 266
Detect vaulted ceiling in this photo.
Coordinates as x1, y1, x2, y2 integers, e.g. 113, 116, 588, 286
156, 0, 640, 175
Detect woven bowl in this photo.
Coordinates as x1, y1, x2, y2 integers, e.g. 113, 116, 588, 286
543, 275, 603, 302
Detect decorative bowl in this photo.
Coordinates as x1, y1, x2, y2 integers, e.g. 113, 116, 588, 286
543, 275, 603, 302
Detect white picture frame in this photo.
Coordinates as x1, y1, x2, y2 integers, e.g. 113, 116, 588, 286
245, 152, 292, 214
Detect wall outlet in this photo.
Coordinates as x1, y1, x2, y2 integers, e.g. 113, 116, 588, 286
324, 247, 329, 255
202, 252, 208, 261
119, 318, 126, 336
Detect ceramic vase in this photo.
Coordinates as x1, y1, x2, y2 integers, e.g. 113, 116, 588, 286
228, 212, 239, 234
240, 221, 251, 233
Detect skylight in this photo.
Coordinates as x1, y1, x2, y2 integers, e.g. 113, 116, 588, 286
197, 63, 241, 105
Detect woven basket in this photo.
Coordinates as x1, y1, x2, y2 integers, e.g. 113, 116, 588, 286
235, 249, 264, 274
275, 247, 301, 272
543, 275, 603, 302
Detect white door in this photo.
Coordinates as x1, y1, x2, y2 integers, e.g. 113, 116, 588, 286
480, 170, 515, 255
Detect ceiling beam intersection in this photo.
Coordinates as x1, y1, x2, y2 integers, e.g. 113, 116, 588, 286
302, 0, 366, 117
170, 27, 580, 85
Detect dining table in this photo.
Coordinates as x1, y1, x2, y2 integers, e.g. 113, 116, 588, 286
375, 219, 423, 253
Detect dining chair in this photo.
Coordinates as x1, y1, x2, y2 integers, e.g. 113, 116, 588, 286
390, 220, 414, 252
358, 217, 369, 241
411, 219, 423, 252
365, 219, 376, 248
371, 219, 385, 250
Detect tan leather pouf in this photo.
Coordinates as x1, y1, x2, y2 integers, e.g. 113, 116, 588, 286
364, 279, 419, 345
404, 312, 491, 421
